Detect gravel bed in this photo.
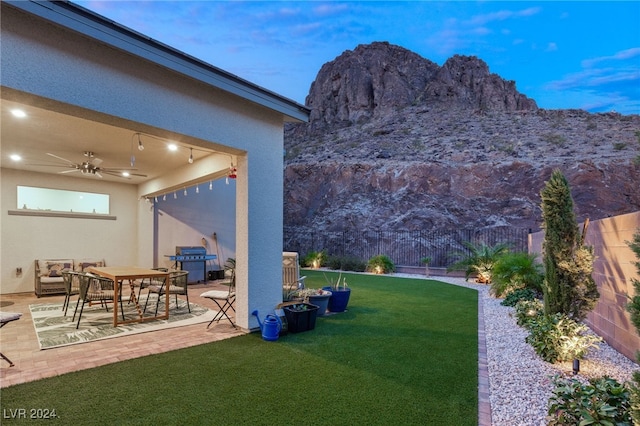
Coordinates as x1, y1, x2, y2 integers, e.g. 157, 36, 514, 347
397, 274, 638, 425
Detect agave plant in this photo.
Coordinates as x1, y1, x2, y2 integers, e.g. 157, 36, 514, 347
447, 241, 510, 283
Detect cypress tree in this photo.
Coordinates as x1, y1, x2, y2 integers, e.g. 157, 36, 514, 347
540, 169, 599, 320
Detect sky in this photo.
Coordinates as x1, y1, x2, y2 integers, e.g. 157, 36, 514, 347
75, 1, 640, 115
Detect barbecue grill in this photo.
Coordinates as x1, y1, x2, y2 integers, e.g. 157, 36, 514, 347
166, 246, 217, 283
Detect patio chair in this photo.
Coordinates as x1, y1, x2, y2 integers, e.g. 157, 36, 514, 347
0, 312, 22, 367
282, 251, 306, 299
143, 270, 190, 315
136, 267, 169, 300
200, 258, 236, 328
61, 271, 81, 316
73, 272, 124, 329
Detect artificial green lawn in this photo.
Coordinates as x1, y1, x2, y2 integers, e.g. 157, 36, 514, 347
0, 271, 478, 425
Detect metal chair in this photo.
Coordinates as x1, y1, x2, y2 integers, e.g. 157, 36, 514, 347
72, 272, 124, 329
61, 271, 81, 316
137, 267, 169, 300
200, 258, 236, 328
143, 270, 190, 315
0, 312, 22, 367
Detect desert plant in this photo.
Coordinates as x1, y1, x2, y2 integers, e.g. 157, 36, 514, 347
540, 169, 599, 320
366, 254, 395, 274
491, 251, 543, 297
447, 241, 510, 283
421, 256, 432, 277
327, 255, 366, 272
302, 250, 326, 269
547, 375, 632, 426
514, 299, 544, 327
501, 288, 537, 307
625, 228, 640, 424
525, 313, 602, 363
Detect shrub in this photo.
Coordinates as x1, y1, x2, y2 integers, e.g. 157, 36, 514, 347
540, 169, 599, 320
625, 228, 640, 424
547, 375, 631, 426
501, 288, 537, 307
366, 254, 395, 274
327, 255, 366, 272
491, 251, 543, 297
525, 313, 602, 363
514, 299, 544, 327
302, 250, 326, 268
447, 241, 510, 283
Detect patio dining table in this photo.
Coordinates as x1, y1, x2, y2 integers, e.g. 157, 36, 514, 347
86, 266, 170, 327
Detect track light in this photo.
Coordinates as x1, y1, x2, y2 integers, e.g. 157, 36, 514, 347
137, 135, 144, 151
188, 148, 193, 164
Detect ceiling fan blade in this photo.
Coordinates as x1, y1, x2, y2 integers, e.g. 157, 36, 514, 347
94, 171, 103, 178
46, 153, 75, 164
101, 167, 139, 171
103, 171, 131, 179
92, 157, 103, 166
128, 173, 147, 177
25, 163, 74, 168
59, 169, 80, 174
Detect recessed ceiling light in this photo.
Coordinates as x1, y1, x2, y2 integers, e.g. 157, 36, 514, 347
10, 109, 27, 118
122, 171, 130, 177
168, 144, 178, 151
10, 154, 22, 161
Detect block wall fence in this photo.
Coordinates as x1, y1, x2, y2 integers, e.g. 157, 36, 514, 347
529, 211, 640, 362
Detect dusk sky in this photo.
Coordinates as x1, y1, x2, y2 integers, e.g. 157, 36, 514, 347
76, 1, 640, 115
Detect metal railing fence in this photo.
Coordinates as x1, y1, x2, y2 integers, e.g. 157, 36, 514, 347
283, 227, 530, 268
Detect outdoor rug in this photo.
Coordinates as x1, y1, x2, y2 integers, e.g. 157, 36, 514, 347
30, 297, 215, 349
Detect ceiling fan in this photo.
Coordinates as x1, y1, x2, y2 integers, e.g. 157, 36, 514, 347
32, 151, 146, 179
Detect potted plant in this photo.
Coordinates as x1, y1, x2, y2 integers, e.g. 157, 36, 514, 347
323, 272, 351, 313
292, 288, 332, 316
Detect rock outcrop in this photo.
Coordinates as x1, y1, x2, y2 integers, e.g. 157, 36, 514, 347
285, 42, 640, 233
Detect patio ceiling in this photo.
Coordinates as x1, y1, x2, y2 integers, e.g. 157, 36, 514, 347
1, 97, 226, 185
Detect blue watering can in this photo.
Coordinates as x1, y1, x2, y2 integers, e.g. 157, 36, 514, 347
251, 310, 282, 341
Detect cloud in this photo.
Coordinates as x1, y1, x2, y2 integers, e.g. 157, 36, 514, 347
425, 6, 542, 55
545, 42, 558, 52
544, 47, 640, 113
582, 47, 640, 68
467, 7, 541, 26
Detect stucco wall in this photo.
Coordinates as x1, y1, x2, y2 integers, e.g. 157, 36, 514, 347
0, 168, 141, 294
529, 211, 640, 361
1, 4, 292, 329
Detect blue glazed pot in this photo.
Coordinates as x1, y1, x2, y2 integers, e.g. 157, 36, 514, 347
326, 287, 351, 313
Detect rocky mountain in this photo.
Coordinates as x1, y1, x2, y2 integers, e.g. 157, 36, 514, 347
284, 42, 640, 233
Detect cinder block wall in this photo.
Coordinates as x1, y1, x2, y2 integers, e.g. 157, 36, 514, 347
529, 211, 640, 362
